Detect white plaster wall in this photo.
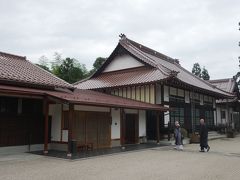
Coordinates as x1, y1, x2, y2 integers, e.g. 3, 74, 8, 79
213, 98, 216, 108
216, 107, 221, 125
214, 110, 217, 125
74, 105, 110, 112
164, 85, 169, 102
62, 130, 68, 142
103, 54, 144, 72
49, 104, 62, 142
155, 83, 161, 104
111, 108, 120, 139
139, 110, 146, 137
164, 105, 170, 125
216, 107, 228, 125
185, 91, 190, 103
200, 94, 203, 105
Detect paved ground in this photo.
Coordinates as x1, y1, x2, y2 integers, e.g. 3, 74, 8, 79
1, 137, 240, 180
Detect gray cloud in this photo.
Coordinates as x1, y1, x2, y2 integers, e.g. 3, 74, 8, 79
0, 0, 239, 79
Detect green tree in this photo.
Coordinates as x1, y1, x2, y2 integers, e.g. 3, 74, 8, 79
51, 52, 63, 75
192, 63, 202, 78
89, 57, 106, 75
56, 57, 88, 83
36, 55, 50, 72
202, 67, 210, 80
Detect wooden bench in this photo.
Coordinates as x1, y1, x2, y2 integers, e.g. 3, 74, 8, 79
77, 143, 93, 151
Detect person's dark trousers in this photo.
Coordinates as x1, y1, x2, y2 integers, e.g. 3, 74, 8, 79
201, 145, 210, 151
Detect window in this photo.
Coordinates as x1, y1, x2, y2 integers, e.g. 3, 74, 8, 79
221, 111, 226, 119
204, 95, 213, 105
205, 110, 214, 127
170, 87, 177, 96
170, 107, 185, 127
192, 108, 200, 130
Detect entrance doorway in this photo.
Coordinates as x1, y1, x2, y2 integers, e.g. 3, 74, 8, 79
124, 114, 138, 144
73, 111, 111, 149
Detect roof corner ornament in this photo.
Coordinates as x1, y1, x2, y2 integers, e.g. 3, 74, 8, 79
119, 33, 126, 40
170, 70, 179, 77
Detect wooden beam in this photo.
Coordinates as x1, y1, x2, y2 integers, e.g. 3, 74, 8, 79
43, 97, 49, 154
67, 104, 74, 156
120, 108, 125, 145
156, 112, 160, 144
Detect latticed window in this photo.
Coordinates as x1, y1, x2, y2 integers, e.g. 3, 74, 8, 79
192, 108, 200, 131
205, 110, 214, 127
170, 107, 184, 127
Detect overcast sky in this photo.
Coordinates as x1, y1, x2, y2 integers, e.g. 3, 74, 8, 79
0, 0, 239, 79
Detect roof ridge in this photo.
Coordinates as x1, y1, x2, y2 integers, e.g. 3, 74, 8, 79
120, 40, 174, 76
119, 40, 157, 68
0, 51, 26, 60
121, 36, 233, 96
124, 37, 178, 64
208, 78, 234, 83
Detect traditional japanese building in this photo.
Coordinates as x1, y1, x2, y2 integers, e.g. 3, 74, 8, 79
209, 78, 240, 130
75, 34, 234, 140
0, 51, 167, 155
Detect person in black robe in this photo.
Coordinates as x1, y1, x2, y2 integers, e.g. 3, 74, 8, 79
199, 119, 210, 152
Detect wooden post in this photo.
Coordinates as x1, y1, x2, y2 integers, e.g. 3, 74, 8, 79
67, 104, 74, 157
44, 97, 49, 154
120, 108, 125, 146
156, 112, 160, 144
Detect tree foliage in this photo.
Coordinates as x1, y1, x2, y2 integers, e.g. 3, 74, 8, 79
36, 55, 50, 72
201, 67, 210, 80
191, 63, 210, 80
54, 58, 88, 84
36, 53, 106, 84
192, 63, 202, 78
89, 57, 106, 75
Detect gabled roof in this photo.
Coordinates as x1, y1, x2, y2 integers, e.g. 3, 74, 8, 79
75, 35, 233, 98
208, 78, 236, 93
0, 84, 168, 111
0, 51, 74, 90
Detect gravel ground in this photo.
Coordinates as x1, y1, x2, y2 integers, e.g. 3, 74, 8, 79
1, 137, 240, 180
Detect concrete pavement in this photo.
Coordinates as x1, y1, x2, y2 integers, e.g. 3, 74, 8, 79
0, 137, 240, 180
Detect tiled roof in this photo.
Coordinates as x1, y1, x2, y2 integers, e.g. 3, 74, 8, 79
78, 67, 171, 89
0, 51, 73, 90
208, 78, 236, 93
75, 35, 233, 98
0, 84, 168, 111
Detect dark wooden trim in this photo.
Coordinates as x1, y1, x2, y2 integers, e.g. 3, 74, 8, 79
136, 110, 140, 143
120, 108, 124, 145
0, 91, 43, 99
161, 84, 164, 105
154, 83, 157, 104
109, 108, 112, 147
156, 112, 160, 143
51, 141, 68, 144
67, 104, 74, 154
60, 104, 63, 142
111, 138, 121, 141
44, 97, 49, 154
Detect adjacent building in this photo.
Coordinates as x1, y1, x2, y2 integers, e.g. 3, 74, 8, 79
209, 78, 240, 130
0, 51, 167, 155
